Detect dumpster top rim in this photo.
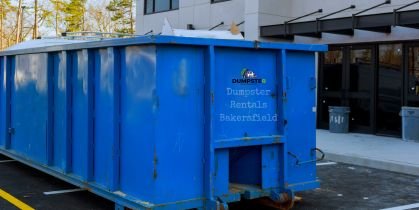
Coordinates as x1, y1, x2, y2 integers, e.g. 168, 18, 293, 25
0, 35, 328, 57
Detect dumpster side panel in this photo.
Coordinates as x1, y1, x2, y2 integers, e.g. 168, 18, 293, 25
283, 51, 317, 188
53, 52, 70, 171
94, 48, 118, 189
72, 50, 90, 180
119, 46, 156, 201
153, 45, 205, 204
11, 54, 48, 164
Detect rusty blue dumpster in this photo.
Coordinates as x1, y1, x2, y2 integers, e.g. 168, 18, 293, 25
0, 36, 327, 210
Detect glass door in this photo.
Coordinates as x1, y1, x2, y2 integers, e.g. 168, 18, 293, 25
407, 46, 419, 107
317, 49, 344, 129
377, 44, 403, 136
318, 47, 375, 132
347, 47, 374, 132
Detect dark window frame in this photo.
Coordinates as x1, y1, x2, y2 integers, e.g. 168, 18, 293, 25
144, 0, 179, 15
318, 40, 419, 137
318, 45, 376, 133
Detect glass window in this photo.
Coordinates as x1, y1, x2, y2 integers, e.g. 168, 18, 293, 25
145, 0, 154, 14
349, 99, 371, 127
408, 47, 419, 96
324, 50, 342, 64
144, 0, 179, 14
378, 44, 402, 96
319, 97, 341, 128
172, 0, 179, 9
350, 49, 372, 93
322, 50, 343, 92
377, 44, 403, 135
155, 0, 170, 12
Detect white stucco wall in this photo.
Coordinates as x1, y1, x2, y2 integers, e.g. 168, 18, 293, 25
136, 0, 419, 43
135, 0, 286, 40
136, 0, 245, 35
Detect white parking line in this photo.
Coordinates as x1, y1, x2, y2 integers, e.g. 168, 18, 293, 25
0, 160, 16, 163
316, 162, 337, 166
380, 203, 419, 210
43, 189, 85, 195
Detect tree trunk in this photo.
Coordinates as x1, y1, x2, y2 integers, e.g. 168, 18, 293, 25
33, 0, 38, 39
129, 0, 133, 34
16, 0, 22, 43
1, 2, 3, 50
55, 1, 59, 36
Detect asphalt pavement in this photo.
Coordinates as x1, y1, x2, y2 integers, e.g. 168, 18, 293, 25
0, 154, 418, 210
231, 161, 419, 210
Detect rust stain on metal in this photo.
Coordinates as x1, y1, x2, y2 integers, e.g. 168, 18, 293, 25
211, 92, 215, 104
242, 132, 251, 141
242, 137, 251, 141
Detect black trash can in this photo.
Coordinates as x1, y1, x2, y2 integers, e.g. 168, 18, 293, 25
328, 106, 350, 133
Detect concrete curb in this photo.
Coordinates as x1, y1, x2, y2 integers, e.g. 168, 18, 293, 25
321, 151, 419, 177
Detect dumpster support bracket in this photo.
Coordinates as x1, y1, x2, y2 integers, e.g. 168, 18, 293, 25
287, 148, 325, 166
216, 197, 229, 210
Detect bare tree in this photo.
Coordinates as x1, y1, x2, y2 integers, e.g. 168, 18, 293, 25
0, 0, 17, 49
0, 0, 5, 49
33, 0, 38, 39
85, 0, 112, 33
50, 0, 65, 36
16, 0, 22, 43
0, 0, 135, 50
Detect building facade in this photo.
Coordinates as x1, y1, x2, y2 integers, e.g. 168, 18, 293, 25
136, 0, 419, 137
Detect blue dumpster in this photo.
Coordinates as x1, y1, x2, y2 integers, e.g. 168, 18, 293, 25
0, 36, 327, 209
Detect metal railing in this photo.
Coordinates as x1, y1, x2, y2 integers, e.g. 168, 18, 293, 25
39, 31, 140, 41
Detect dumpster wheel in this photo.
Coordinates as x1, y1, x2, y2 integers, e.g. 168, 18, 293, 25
277, 193, 295, 210
255, 194, 299, 210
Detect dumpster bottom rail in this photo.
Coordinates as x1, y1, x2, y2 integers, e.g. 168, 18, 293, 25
0, 149, 318, 210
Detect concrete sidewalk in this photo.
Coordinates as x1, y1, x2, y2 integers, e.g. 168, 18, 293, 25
317, 129, 419, 176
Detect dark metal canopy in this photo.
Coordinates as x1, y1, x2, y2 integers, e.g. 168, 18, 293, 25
261, 1, 419, 40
